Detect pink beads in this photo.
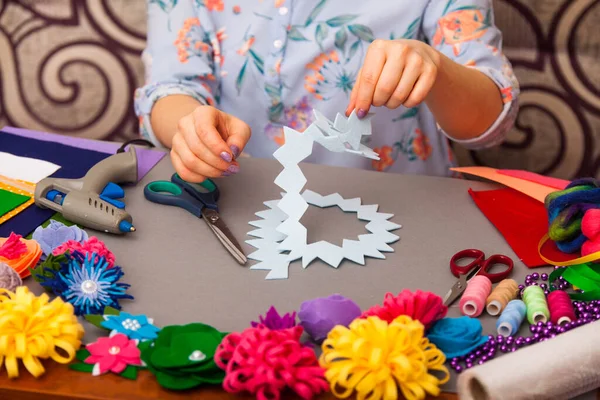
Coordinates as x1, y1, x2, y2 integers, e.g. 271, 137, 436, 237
459, 275, 492, 317
547, 290, 576, 325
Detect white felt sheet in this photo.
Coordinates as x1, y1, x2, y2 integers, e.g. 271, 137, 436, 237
0, 152, 60, 183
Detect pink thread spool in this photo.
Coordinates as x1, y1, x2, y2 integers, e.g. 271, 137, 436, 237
459, 275, 492, 317
547, 290, 576, 325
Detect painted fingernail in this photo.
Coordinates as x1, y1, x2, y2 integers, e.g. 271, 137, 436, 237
221, 171, 232, 177
220, 151, 232, 163
227, 164, 240, 174
357, 109, 367, 119
230, 145, 240, 159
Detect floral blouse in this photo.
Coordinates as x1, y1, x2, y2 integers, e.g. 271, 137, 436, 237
135, 0, 519, 177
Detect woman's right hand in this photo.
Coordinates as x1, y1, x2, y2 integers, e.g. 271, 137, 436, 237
171, 105, 251, 182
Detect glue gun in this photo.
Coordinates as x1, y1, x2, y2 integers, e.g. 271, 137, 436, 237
34, 147, 138, 234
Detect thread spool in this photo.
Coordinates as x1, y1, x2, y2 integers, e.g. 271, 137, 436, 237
522, 285, 550, 324
496, 299, 526, 336
486, 279, 519, 316
547, 290, 576, 325
459, 275, 492, 317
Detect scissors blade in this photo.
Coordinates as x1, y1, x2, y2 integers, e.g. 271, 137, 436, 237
443, 276, 468, 306
202, 209, 247, 265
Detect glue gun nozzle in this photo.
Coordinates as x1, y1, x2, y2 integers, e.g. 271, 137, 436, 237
129, 226, 136, 232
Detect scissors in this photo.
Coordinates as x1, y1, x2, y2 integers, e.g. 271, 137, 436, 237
442, 249, 514, 306
144, 173, 247, 265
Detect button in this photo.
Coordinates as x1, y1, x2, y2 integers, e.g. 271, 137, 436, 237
279, 7, 288, 15
273, 39, 283, 49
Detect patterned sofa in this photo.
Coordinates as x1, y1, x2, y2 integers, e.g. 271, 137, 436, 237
1, 0, 598, 179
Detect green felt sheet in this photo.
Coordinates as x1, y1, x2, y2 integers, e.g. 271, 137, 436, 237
0, 188, 30, 218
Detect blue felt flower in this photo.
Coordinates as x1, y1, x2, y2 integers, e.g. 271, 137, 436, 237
38, 251, 133, 316
101, 312, 160, 341
426, 317, 489, 359
32, 220, 88, 259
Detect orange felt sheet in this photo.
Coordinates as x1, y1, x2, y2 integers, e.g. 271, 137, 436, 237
0, 236, 42, 278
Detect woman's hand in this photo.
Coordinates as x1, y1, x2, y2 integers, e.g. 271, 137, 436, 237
170, 105, 251, 182
347, 39, 441, 117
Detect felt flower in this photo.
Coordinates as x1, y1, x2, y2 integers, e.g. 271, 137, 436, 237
30, 252, 70, 289
0, 286, 84, 378
53, 237, 115, 268
298, 294, 362, 343
37, 252, 133, 316
320, 315, 449, 400
0, 262, 22, 292
140, 323, 226, 390
215, 325, 328, 400
83, 334, 143, 376
251, 306, 296, 330
426, 317, 489, 359
0, 233, 27, 259
101, 312, 160, 341
32, 220, 88, 259
361, 289, 448, 329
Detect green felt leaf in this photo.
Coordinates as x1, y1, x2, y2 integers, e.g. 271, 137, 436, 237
347, 24, 374, 42
84, 314, 106, 329
121, 365, 138, 380
326, 14, 357, 27
103, 306, 121, 316
69, 363, 94, 373
151, 331, 220, 369
156, 370, 202, 391
197, 369, 226, 385
304, 0, 327, 26
334, 28, 347, 53
75, 349, 91, 362
288, 26, 308, 41
236, 58, 249, 94
315, 23, 328, 50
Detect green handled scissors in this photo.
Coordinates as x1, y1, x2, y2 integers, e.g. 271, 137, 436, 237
144, 173, 247, 265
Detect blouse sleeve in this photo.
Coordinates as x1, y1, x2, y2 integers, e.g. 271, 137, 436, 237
422, 0, 520, 150
134, 0, 220, 146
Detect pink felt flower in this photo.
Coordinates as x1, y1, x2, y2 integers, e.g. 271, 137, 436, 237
84, 333, 142, 376
361, 289, 448, 329
0, 233, 27, 260
53, 237, 115, 268
215, 325, 328, 400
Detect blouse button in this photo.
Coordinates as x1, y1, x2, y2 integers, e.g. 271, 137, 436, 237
278, 7, 288, 15
273, 39, 283, 49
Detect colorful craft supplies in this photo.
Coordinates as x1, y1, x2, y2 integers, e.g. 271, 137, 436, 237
360, 290, 447, 329
469, 188, 571, 267
522, 285, 550, 324
427, 317, 489, 358
496, 299, 526, 336
140, 323, 227, 390
320, 315, 449, 400
0, 262, 22, 291
0, 151, 60, 183
250, 306, 297, 330
53, 237, 115, 268
32, 219, 88, 260
486, 278, 519, 316
70, 334, 144, 379
0, 233, 42, 278
0, 177, 35, 225
549, 263, 600, 300
84, 307, 161, 342
298, 294, 361, 343
0, 286, 84, 378
459, 275, 492, 317
216, 324, 327, 400
547, 290, 576, 325
0, 188, 29, 217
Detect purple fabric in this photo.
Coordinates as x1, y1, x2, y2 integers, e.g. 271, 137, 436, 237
250, 306, 297, 330
32, 220, 88, 260
1, 127, 166, 181
298, 294, 362, 343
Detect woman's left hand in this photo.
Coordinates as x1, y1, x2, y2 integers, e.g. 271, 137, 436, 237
346, 39, 441, 118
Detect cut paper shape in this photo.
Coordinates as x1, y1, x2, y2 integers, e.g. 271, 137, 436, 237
468, 188, 572, 268
451, 166, 558, 203
0, 188, 29, 218
0, 176, 35, 225
247, 110, 400, 280
497, 170, 570, 190
0, 152, 60, 183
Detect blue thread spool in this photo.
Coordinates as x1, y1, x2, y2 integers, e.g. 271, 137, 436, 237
496, 299, 526, 336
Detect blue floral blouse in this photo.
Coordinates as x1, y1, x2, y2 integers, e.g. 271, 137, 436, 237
135, 0, 519, 176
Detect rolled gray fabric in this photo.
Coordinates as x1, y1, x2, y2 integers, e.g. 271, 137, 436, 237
457, 320, 600, 400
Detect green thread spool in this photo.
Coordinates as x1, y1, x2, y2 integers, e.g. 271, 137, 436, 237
522, 285, 550, 324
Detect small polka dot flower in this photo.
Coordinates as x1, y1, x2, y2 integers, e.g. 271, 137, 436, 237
99, 311, 160, 341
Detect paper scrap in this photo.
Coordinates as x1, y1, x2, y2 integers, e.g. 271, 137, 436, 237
451, 166, 557, 203
497, 170, 570, 190
0, 152, 60, 183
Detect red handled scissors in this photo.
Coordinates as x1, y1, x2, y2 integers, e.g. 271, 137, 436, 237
442, 249, 514, 306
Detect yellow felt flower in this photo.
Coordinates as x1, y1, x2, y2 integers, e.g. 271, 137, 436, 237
320, 315, 449, 400
0, 286, 84, 378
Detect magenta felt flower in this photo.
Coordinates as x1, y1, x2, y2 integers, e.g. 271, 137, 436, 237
53, 237, 116, 268
84, 333, 143, 376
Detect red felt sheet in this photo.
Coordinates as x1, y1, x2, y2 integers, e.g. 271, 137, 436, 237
468, 188, 573, 267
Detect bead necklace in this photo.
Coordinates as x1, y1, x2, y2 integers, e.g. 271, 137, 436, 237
450, 267, 597, 372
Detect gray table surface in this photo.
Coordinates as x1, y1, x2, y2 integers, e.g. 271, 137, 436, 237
24, 156, 593, 397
